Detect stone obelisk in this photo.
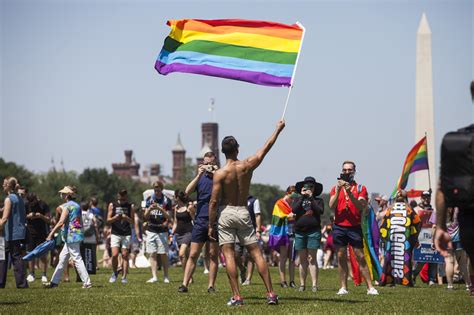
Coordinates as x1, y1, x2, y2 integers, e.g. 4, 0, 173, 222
415, 13, 436, 195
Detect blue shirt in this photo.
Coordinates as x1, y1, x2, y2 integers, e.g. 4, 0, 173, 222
195, 174, 213, 220
4, 193, 26, 241
90, 206, 102, 217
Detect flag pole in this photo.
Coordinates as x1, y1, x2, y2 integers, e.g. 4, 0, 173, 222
281, 21, 306, 120
424, 132, 432, 194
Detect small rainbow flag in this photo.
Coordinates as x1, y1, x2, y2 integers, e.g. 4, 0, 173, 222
268, 198, 293, 249
155, 19, 304, 87
391, 136, 429, 198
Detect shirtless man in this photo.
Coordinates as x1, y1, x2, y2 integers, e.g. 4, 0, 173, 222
208, 120, 285, 306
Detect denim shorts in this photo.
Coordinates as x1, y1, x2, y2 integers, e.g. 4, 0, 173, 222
294, 230, 321, 250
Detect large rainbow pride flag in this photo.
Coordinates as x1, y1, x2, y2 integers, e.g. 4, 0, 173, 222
390, 136, 429, 198
155, 19, 304, 87
268, 198, 293, 249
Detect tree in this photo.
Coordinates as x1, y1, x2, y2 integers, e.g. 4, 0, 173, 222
0, 158, 36, 189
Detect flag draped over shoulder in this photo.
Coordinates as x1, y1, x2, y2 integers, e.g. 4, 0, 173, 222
361, 204, 383, 281
268, 198, 292, 249
348, 204, 383, 284
390, 136, 429, 198
155, 19, 304, 87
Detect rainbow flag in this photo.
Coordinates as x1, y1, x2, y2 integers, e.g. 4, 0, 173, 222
390, 136, 429, 198
155, 19, 304, 87
362, 204, 382, 281
268, 198, 293, 249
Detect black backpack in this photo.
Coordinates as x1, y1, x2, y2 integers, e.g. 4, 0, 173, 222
440, 124, 474, 209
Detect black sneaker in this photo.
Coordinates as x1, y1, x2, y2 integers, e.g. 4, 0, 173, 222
280, 281, 288, 288
178, 285, 188, 293
207, 286, 216, 293
227, 297, 244, 306
43, 282, 58, 289
267, 293, 279, 305
289, 281, 296, 288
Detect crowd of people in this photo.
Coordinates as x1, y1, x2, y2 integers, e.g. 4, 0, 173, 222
0, 117, 473, 306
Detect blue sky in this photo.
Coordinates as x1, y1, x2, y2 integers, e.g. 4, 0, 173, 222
1, 0, 472, 196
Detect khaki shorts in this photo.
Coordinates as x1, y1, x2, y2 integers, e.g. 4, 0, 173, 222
111, 234, 131, 249
218, 206, 257, 246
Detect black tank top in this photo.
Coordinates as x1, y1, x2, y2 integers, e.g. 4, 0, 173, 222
111, 202, 132, 236
175, 208, 193, 235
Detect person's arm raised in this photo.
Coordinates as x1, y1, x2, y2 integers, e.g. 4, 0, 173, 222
246, 120, 285, 171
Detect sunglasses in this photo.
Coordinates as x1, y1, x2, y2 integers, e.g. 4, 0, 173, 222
342, 168, 354, 173
303, 184, 314, 189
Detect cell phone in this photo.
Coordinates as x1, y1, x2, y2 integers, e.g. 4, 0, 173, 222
338, 173, 352, 182
141, 201, 146, 209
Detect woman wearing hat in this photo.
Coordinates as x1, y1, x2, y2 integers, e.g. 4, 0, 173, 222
44, 186, 91, 288
292, 176, 324, 292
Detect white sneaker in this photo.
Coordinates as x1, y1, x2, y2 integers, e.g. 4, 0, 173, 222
204, 269, 209, 274
82, 282, 92, 289
109, 273, 117, 283
41, 275, 48, 283
146, 277, 158, 283
242, 279, 251, 286
27, 274, 35, 283
164, 278, 170, 284
367, 287, 379, 295
121, 278, 128, 284
337, 288, 349, 295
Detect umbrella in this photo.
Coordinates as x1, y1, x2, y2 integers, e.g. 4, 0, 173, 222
22, 239, 55, 261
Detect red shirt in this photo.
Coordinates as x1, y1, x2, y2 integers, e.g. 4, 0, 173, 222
330, 182, 368, 227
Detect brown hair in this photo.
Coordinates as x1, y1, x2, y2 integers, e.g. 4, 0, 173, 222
118, 189, 128, 197
342, 160, 356, 171
286, 185, 296, 194
152, 181, 164, 190
203, 151, 216, 158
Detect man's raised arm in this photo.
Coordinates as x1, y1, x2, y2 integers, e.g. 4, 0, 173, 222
246, 120, 285, 170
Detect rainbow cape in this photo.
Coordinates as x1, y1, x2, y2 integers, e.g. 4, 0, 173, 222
155, 19, 304, 87
268, 198, 292, 249
390, 136, 429, 198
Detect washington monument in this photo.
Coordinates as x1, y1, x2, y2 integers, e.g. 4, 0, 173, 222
415, 13, 436, 195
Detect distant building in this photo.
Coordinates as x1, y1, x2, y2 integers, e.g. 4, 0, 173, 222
172, 134, 186, 183
199, 122, 220, 166
112, 150, 140, 178
202, 123, 220, 161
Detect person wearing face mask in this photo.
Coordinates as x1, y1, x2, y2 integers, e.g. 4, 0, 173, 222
268, 185, 298, 288
292, 177, 324, 293
329, 161, 379, 296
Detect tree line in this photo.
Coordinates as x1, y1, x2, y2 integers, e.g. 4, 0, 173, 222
0, 158, 332, 225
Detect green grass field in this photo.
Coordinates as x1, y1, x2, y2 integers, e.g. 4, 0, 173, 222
1, 265, 473, 313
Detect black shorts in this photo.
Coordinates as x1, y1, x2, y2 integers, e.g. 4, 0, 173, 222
458, 210, 474, 262
191, 219, 218, 243
332, 224, 363, 249
26, 235, 47, 252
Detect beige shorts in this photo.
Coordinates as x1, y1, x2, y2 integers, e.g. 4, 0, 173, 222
218, 206, 257, 246
111, 234, 131, 249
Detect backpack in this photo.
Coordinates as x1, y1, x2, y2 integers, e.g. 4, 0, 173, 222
82, 212, 95, 237
440, 124, 474, 209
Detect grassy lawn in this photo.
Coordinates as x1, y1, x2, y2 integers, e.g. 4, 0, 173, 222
1, 265, 473, 313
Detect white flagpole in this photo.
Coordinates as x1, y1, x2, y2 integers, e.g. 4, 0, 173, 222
281, 21, 306, 120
